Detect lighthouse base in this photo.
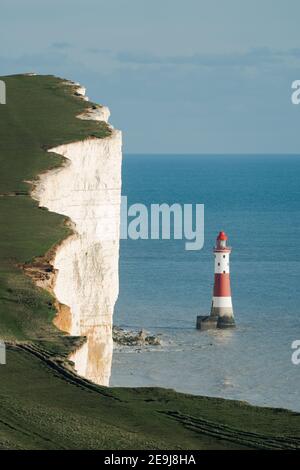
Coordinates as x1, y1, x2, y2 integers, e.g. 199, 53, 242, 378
196, 314, 235, 330
217, 315, 235, 328
196, 315, 218, 330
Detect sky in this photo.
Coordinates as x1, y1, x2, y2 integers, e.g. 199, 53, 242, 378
1, 0, 300, 153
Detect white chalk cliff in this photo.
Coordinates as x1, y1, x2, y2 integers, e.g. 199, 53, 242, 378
33, 83, 122, 385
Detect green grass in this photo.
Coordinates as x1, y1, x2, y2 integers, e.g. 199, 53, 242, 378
0, 74, 299, 450
0, 74, 110, 193
0, 74, 110, 345
1, 346, 299, 450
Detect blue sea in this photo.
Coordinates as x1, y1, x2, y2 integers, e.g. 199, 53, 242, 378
111, 154, 300, 412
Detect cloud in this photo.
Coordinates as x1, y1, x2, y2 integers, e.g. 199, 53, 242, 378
116, 47, 300, 68
86, 48, 112, 55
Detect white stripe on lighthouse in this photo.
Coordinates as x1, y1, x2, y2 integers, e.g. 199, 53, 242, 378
212, 296, 233, 308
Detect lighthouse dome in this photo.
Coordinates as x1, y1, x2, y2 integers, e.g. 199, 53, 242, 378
217, 231, 228, 241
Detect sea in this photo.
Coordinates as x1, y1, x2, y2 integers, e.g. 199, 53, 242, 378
110, 154, 300, 412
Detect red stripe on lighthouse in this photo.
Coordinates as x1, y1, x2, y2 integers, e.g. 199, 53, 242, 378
213, 273, 231, 297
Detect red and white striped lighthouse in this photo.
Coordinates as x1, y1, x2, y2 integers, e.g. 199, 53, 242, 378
210, 231, 235, 328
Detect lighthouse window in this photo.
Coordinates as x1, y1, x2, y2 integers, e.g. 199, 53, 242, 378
223, 270, 226, 274
223, 255, 226, 258
218, 263, 220, 266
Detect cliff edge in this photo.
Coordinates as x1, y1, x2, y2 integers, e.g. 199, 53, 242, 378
32, 83, 122, 385
0, 74, 120, 382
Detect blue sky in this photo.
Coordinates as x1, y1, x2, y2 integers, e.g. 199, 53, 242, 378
1, 0, 300, 153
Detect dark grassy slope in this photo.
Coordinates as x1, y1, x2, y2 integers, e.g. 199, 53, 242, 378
1, 346, 300, 450
0, 74, 299, 450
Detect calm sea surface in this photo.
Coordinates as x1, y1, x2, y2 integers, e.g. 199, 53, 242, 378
111, 154, 300, 411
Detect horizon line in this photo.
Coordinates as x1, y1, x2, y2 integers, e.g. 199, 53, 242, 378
123, 152, 300, 156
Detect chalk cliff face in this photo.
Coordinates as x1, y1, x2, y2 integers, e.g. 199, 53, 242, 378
33, 85, 122, 385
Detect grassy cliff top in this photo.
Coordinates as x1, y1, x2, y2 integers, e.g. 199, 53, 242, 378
0, 74, 110, 193
0, 74, 110, 346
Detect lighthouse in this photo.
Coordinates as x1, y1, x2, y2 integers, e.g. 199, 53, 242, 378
197, 231, 235, 330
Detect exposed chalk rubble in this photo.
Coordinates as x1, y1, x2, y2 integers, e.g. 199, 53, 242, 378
113, 327, 162, 347
78, 105, 111, 124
